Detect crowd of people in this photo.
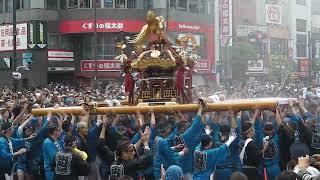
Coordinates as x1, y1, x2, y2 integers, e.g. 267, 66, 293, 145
1, 82, 320, 180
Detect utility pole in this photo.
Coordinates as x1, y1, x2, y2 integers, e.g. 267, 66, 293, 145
93, 0, 97, 88
12, 0, 17, 90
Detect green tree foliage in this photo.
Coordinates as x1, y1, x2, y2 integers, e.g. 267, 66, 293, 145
229, 41, 257, 80
269, 53, 289, 82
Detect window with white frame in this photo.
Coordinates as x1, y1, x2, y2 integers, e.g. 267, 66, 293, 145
177, 0, 187, 10
115, 0, 125, 8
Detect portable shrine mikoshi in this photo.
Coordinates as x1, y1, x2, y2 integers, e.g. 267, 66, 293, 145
31, 98, 292, 116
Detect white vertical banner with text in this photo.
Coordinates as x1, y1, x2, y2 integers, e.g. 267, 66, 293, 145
221, 0, 232, 46
0, 23, 27, 51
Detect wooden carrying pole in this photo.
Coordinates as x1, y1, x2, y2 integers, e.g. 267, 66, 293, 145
31, 99, 283, 116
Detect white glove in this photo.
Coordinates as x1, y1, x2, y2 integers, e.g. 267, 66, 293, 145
225, 134, 237, 147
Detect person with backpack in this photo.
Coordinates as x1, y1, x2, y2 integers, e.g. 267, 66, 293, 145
52, 135, 90, 180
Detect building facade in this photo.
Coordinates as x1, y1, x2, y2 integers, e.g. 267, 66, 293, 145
0, 0, 215, 88
230, 0, 312, 80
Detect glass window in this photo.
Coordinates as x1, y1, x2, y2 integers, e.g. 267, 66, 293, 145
144, 0, 152, 9
127, 0, 135, 8
81, 34, 94, 59
170, 0, 176, 8
68, 0, 78, 8
61, 35, 73, 50
60, 0, 67, 9
189, 0, 198, 13
177, 0, 187, 10
104, 0, 113, 8
22, 0, 30, 9
48, 34, 60, 49
296, 19, 307, 32
5, 0, 13, 12
199, 0, 208, 15
45, 0, 58, 9
115, 0, 125, 8
297, 34, 307, 57
80, 0, 90, 8
296, 0, 306, 6
0, 0, 3, 13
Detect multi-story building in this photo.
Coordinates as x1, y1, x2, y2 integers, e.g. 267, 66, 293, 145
0, 0, 215, 88
231, 0, 312, 79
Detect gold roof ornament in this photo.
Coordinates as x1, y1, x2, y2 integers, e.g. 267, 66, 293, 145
127, 10, 166, 46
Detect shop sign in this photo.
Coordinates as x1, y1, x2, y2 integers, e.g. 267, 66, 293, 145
299, 59, 310, 73
221, 0, 232, 46
48, 50, 74, 61
28, 21, 48, 49
248, 60, 264, 72
266, 4, 282, 24
0, 23, 27, 51
80, 60, 121, 71
236, 25, 268, 36
48, 67, 75, 72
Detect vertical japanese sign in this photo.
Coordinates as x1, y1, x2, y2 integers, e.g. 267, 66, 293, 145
0, 23, 27, 51
221, 0, 232, 46
28, 21, 47, 49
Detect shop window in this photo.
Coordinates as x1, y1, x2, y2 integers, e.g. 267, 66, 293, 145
45, 0, 57, 9
127, 0, 135, 8
104, 0, 113, 8
61, 35, 73, 50
81, 34, 94, 59
48, 34, 60, 49
115, 0, 125, 8
297, 34, 307, 58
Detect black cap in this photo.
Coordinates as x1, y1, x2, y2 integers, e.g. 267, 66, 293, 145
157, 120, 170, 132
290, 143, 310, 160
241, 121, 253, 134
1, 122, 12, 132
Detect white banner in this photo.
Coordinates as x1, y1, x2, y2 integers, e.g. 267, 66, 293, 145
0, 23, 27, 51
48, 50, 74, 61
248, 60, 264, 72
221, 0, 232, 46
266, 4, 282, 24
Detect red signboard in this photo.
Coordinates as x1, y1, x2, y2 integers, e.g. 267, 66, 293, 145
60, 20, 214, 74
298, 59, 310, 77
60, 20, 144, 33
80, 60, 122, 71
